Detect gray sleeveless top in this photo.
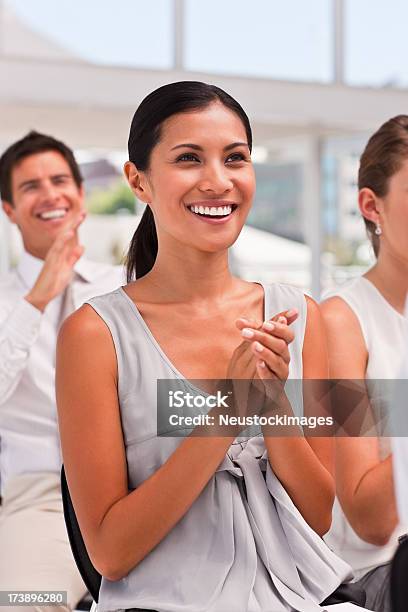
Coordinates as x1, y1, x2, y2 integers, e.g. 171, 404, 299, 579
87, 283, 352, 612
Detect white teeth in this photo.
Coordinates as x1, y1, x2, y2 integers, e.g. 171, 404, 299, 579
39, 209, 67, 220
189, 204, 233, 217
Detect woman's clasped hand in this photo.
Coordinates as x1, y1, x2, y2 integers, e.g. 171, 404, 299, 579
216, 309, 299, 430
236, 307, 298, 379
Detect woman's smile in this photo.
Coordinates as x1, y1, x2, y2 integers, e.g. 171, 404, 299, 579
186, 199, 238, 224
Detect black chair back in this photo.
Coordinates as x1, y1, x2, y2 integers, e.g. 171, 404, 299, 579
61, 466, 102, 603
391, 536, 408, 611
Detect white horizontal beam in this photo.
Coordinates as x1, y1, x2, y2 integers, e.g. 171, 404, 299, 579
2, 57, 408, 148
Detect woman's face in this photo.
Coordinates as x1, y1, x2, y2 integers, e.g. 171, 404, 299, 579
133, 101, 255, 254
378, 158, 408, 262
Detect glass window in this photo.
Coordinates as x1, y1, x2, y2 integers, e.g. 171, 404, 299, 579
3, 0, 173, 68
321, 135, 375, 294
345, 0, 408, 88
185, 0, 333, 82
232, 143, 311, 290
249, 163, 303, 241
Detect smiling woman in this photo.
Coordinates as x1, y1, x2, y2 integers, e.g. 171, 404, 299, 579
56, 81, 364, 612
123, 83, 254, 281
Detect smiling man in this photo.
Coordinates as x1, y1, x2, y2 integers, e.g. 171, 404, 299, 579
0, 132, 124, 612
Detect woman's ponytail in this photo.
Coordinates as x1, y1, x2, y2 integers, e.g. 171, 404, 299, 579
126, 205, 158, 281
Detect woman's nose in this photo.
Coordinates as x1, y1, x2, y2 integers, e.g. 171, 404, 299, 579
198, 164, 233, 194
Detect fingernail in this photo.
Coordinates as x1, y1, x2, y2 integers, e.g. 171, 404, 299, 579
262, 322, 275, 332
278, 316, 286, 324
286, 308, 298, 317
241, 328, 255, 339
254, 341, 263, 352
258, 360, 266, 368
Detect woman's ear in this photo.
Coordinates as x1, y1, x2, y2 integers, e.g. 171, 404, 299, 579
124, 161, 152, 204
358, 187, 383, 225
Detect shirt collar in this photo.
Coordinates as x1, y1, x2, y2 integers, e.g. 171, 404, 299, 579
16, 251, 44, 289
73, 256, 95, 283
17, 250, 94, 289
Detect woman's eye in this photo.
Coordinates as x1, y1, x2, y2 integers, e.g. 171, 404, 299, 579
226, 153, 247, 163
176, 153, 200, 162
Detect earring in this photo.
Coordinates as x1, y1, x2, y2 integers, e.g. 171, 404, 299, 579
374, 223, 382, 236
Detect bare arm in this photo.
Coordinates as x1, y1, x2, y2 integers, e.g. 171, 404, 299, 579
56, 305, 234, 581
321, 296, 398, 546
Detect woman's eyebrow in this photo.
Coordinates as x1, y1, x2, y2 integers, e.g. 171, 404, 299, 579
171, 141, 249, 151
224, 142, 249, 151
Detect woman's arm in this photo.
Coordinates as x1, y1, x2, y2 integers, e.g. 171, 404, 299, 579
259, 296, 334, 536
56, 305, 234, 581
320, 296, 398, 545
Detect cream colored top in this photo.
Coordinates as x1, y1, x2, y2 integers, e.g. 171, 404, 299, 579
323, 276, 408, 579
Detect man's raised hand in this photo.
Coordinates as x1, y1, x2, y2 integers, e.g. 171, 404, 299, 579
25, 212, 86, 312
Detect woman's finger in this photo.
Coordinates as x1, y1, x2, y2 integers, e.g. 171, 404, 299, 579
235, 308, 298, 334
241, 322, 294, 348
256, 360, 278, 381
241, 328, 290, 363
270, 308, 298, 326
261, 320, 295, 345
252, 343, 288, 380
235, 317, 262, 331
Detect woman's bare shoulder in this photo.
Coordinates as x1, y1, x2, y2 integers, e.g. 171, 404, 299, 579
57, 303, 116, 370
59, 303, 110, 339
320, 295, 362, 330
320, 296, 367, 374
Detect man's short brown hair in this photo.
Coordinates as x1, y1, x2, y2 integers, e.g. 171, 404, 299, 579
0, 131, 83, 204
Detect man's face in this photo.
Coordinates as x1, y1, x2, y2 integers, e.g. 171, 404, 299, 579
2, 150, 84, 259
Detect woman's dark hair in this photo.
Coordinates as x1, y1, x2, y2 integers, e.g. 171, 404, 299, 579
358, 115, 408, 257
126, 81, 253, 281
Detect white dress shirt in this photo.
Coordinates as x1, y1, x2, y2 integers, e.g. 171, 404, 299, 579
0, 251, 125, 494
